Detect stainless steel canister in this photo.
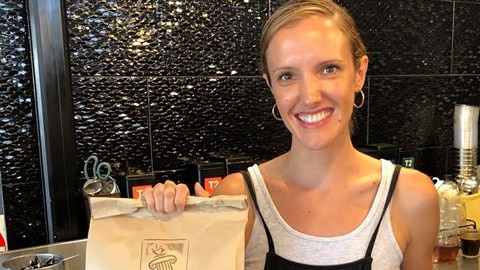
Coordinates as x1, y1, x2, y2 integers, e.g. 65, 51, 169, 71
454, 104, 480, 179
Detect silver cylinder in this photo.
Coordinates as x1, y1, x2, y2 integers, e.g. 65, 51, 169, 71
453, 104, 480, 178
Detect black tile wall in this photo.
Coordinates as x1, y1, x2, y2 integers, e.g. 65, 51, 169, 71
0, 0, 47, 249
368, 75, 480, 148
66, 0, 269, 76
148, 76, 288, 171
343, 0, 453, 75
453, 3, 480, 74
2, 0, 480, 249
2, 183, 46, 248
72, 76, 151, 175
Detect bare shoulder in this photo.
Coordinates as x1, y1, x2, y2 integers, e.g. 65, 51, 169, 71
211, 172, 249, 196
392, 167, 440, 235
391, 167, 440, 267
395, 168, 439, 208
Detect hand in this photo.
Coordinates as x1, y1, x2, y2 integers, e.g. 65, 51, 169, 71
143, 181, 210, 213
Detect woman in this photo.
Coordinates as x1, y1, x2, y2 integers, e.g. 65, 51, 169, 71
143, 0, 439, 269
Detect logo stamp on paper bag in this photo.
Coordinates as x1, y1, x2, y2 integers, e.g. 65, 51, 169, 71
141, 239, 189, 270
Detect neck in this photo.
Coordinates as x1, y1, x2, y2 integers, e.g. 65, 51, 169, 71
279, 139, 362, 189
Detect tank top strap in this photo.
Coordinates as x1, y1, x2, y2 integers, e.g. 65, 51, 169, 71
364, 165, 401, 257
241, 170, 276, 252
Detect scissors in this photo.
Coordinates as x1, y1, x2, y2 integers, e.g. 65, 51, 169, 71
82, 155, 113, 196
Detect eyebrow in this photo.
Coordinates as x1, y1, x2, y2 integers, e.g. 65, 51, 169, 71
270, 58, 344, 73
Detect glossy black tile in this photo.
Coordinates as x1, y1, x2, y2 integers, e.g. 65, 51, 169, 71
271, 0, 453, 75
2, 183, 47, 249
148, 76, 289, 171
368, 75, 480, 148
453, 3, 480, 74
72, 76, 151, 178
66, 0, 269, 77
0, 0, 41, 186
0, 0, 46, 250
341, 1, 453, 75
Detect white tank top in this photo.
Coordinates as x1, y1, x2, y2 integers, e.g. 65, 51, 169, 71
245, 159, 403, 269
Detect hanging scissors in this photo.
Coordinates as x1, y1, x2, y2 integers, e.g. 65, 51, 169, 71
82, 155, 112, 196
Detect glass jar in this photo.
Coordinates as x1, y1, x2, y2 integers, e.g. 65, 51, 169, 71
434, 176, 465, 262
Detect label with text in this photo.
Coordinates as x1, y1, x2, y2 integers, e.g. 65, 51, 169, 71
132, 185, 153, 199
204, 177, 223, 194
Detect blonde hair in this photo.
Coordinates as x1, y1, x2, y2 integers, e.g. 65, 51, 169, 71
260, 0, 367, 80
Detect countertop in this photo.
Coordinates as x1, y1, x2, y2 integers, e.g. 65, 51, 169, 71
434, 256, 479, 270
0, 239, 478, 269
0, 239, 87, 269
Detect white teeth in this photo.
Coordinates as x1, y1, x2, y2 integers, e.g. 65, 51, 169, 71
298, 110, 331, 123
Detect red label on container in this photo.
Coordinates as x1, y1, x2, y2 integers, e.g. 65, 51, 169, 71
131, 185, 152, 199
204, 177, 222, 194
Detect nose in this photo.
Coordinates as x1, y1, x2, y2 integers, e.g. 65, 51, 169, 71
301, 74, 322, 105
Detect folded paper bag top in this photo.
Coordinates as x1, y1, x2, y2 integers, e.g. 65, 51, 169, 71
86, 195, 248, 270
89, 195, 248, 219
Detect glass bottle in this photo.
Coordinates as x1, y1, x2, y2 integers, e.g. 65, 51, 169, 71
434, 175, 464, 262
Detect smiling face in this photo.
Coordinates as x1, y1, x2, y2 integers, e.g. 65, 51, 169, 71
264, 15, 368, 151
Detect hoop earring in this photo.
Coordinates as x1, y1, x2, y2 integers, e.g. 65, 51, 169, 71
354, 89, 365, 109
271, 104, 282, 121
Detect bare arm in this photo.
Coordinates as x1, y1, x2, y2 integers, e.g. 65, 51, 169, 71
393, 169, 439, 270
212, 172, 256, 247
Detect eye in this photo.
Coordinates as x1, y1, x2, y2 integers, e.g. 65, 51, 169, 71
279, 72, 294, 81
322, 65, 339, 74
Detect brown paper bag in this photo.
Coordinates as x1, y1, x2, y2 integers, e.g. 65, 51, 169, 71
86, 195, 248, 270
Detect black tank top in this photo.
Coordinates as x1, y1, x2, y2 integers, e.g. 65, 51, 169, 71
240, 165, 401, 270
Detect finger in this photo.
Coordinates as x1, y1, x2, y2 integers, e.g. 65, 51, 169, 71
152, 182, 167, 213
162, 180, 178, 213
142, 187, 156, 212
173, 184, 190, 212
194, 182, 211, 197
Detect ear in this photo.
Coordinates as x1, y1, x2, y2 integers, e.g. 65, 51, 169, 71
262, 73, 272, 92
354, 55, 369, 91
